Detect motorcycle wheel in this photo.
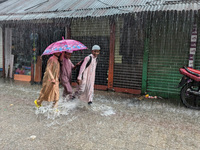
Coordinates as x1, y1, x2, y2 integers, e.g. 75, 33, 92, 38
180, 83, 200, 110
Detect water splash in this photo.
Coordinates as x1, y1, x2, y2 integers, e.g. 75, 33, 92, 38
90, 104, 115, 116
35, 96, 116, 120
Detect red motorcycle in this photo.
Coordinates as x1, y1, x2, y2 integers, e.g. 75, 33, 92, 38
179, 66, 200, 110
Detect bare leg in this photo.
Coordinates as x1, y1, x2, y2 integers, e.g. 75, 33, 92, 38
37, 99, 43, 106
62, 82, 73, 100
73, 85, 84, 99
52, 100, 59, 108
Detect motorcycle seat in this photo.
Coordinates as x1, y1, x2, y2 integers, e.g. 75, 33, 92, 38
179, 66, 200, 81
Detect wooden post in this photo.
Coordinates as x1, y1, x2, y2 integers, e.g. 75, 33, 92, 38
66, 19, 71, 39
34, 56, 42, 82
30, 31, 39, 84
67, 25, 71, 39
107, 19, 116, 90
31, 63, 34, 83
4, 28, 12, 78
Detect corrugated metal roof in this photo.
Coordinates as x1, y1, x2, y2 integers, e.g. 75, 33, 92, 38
0, 0, 199, 21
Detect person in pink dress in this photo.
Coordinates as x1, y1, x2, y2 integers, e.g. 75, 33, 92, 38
74, 45, 100, 105
60, 50, 76, 99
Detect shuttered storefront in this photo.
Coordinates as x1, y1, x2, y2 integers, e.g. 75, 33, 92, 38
146, 11, 193, 99
113, 14, 144, 93
70, 18, 110, 87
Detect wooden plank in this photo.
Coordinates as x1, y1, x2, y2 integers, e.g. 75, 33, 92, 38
14, 74, 31, 82
71, 82, 108, 91
34, 56, 42, 82
113, 87, 141, 94
94, 85, 107, 90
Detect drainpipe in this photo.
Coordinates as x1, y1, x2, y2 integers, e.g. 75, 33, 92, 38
107, 18, 115, 90
2, 25, 5, 78
141, 11, 151, 94
141, 38, 149, 94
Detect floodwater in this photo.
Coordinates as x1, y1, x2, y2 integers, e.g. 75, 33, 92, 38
1, 78, 200, 150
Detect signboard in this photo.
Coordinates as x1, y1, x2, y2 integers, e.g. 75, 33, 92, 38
188, 24, 197, 68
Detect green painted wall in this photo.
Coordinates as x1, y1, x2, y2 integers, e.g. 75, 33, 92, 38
145, 11, 193, 99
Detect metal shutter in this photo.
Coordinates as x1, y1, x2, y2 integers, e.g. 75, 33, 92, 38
146, 10, 193, 99
113, 14, 144, 90
70, 18, 110, 86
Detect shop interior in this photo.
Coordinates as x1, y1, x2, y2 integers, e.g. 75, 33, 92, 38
12, 25, 65, 82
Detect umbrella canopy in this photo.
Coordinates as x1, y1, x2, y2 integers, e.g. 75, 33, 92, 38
42, 38, 87, 56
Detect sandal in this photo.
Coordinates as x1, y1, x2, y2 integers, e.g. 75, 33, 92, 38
34, 99, 41, 108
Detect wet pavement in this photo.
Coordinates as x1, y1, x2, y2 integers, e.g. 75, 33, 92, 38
1, 78, 200, 150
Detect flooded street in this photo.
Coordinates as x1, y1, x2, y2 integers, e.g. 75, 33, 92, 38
1, 78, 200, 150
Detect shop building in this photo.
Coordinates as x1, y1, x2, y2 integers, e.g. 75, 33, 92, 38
0, 0, 199, 99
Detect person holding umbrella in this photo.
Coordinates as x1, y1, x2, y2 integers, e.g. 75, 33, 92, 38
60, 50, 76, 99
34, 52, 61, 109
34, 37, 88, 109
73, 45, 100, 105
